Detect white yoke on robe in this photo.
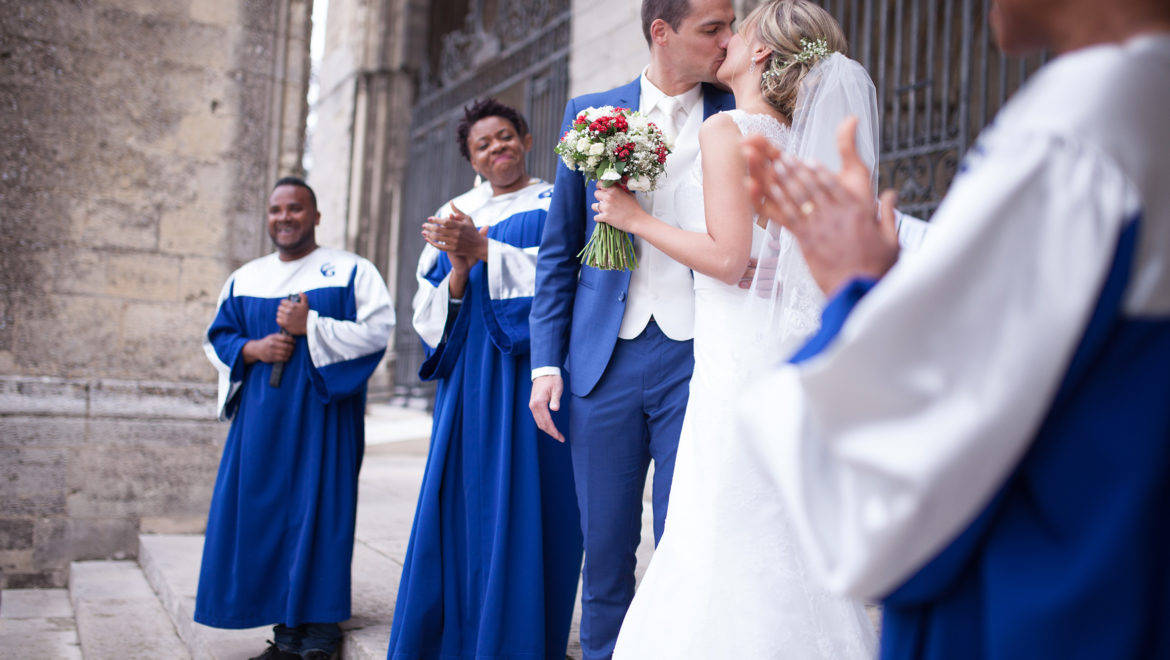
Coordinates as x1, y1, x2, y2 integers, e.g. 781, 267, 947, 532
412, 178, 552, 348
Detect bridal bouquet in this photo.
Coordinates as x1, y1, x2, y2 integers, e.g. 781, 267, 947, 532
555, 106, 672, 271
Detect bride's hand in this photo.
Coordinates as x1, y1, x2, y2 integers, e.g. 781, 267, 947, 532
592, 186, 647, 233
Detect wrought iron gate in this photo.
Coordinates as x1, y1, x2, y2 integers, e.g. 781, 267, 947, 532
392, 0, 572, 402
391, 0, 1049, 402
813, 0, 1048, 218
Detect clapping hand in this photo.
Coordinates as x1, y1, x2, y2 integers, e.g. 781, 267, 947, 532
742, 116, 900, 296
423, 203, 489, 274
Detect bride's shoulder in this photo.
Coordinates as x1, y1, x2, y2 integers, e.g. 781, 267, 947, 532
699, 111, 741, 139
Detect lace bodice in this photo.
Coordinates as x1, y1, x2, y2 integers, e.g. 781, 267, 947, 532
676, 110, 793, 289
724, 108, 793, 147
681, 109, 792, 202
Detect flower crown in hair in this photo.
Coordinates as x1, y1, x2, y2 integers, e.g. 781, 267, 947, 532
763, 38, 833, 80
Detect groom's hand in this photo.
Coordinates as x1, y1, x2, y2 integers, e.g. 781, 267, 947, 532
529, 374, 566, 442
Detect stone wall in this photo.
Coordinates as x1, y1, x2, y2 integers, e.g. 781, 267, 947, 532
306, 0, 369, 252
307, 0, 424, 394
568, 0, 646, 98
0, 0, 312, 587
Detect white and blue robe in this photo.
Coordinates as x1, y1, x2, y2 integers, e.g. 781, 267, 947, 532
389, 180, 583, 659
739, 34, 1170, 658
196, 247, 395, 628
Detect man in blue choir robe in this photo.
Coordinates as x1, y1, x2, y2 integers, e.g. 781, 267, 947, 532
197, 177, 395, 660
739, 0, 1170, 657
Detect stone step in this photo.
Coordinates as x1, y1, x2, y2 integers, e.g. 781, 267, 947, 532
0, 588, 82, 659
138, 533, 404, 660
69, 560, 189, 659
137, 534, 265, 660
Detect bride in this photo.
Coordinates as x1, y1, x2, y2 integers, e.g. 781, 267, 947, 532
592, 0, 880, 656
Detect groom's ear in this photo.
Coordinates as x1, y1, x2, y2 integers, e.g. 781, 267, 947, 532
649, 18, 672, 47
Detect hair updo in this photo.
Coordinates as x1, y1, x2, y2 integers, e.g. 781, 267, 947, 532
742, 0, 848, 122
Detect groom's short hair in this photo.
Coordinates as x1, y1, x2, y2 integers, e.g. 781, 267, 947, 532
642, 0, 693, 46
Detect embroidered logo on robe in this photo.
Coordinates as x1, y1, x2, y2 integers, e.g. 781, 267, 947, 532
321, 263, 336, 277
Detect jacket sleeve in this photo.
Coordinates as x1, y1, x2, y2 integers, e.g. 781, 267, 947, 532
529, 98, 587, 372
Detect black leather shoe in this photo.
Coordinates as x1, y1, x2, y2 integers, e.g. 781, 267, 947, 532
249, 641, 299, 660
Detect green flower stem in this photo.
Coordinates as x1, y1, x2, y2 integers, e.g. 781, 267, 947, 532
577, 222, 637, 271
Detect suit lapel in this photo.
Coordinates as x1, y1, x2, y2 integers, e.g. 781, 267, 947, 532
612, 77, 641, 112
700, 83, 735, 119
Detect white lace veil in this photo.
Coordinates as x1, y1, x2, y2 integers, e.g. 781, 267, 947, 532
741, 53, 880, 365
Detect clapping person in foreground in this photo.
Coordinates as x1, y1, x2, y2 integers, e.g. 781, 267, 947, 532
738, 0, 1170, 657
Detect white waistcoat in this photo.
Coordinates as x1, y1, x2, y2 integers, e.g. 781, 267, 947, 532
618, 92, 704, 341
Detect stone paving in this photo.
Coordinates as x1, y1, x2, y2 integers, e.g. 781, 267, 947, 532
0, 403, 875, 659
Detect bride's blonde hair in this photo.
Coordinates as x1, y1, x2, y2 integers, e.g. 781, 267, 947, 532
741, 0, 848, 122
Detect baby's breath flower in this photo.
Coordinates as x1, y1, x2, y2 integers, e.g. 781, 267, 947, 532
763, 37, 834, 80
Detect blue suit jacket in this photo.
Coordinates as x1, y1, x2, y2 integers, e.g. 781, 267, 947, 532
530, 78, 735, 397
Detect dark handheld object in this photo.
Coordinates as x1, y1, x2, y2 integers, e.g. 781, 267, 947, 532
268, 293, 301, 387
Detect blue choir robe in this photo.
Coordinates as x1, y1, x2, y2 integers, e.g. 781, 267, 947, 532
196, 247, 395, 629
389, 180, 584, 660
738, 35, 1170, 658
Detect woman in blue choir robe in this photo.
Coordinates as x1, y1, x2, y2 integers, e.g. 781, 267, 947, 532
388, 99, 583, 660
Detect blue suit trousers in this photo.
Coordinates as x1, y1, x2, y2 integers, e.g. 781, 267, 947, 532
567, 320, 693, 660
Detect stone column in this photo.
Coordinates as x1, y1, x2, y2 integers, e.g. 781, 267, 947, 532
306, 0, 427, 393
0, 0, 312, 588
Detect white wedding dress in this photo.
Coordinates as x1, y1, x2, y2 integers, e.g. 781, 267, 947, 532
612, 110, 878, 659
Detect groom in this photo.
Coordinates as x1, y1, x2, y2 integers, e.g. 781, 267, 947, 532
529, 0, 734, 658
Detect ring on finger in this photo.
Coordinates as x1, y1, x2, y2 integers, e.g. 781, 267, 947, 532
800, 201, 816, 216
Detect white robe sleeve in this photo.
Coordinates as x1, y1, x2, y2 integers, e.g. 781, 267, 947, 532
894, 210, 930, 251
305, 258, 396, 368
737, 131, 1141, 599
203, 275, 241, 422
411, 243, 453, 349
487, 239, 540, 301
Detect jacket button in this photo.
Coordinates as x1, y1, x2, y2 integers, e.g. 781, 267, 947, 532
618, 291, 627, 302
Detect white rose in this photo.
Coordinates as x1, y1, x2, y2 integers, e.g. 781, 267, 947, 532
576, 137, 591, 153
600, 168, 622, 181
626, 175, 652, 191
588, 142, 606, 156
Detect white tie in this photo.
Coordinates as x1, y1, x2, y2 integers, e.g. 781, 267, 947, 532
657, 95, 684, 141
